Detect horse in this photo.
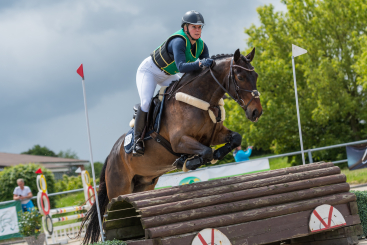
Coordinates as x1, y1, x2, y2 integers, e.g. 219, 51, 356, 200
80, 48, 262, 244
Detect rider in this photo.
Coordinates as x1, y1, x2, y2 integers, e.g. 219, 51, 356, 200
133, 10, 214, 156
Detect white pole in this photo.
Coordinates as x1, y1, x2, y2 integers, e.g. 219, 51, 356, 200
81, 78, 105, 241
292, 56, 306, 165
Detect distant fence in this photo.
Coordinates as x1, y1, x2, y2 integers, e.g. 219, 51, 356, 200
265, 139, 367, 164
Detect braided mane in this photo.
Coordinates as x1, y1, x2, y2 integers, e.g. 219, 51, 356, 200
210, 53, 250, 63
210, 54, 233, 60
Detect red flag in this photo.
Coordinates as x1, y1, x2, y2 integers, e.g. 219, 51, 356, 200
35, 168, 43, 174
77, 64, 84, 79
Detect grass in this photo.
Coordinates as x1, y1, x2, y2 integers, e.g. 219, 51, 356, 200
55, 191, 86, 208
268, 156, 292, 170
342, 168, 367, 185
52, 191, 86, 227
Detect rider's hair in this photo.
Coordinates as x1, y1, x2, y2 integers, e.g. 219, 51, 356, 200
17, 178, 24, 183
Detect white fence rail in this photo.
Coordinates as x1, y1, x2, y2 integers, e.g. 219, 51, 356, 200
51, 221, 85, 244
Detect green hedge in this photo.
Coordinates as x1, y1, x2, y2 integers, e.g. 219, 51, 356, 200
351, 190, 367, 236
55, 175, 83, 192
91, 239, 127, 245
0, 163, 56, 207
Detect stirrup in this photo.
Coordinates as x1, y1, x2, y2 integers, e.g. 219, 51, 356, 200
133, 139, 145, 157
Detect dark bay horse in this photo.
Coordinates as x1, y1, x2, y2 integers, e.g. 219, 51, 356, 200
80, 48, 262, 244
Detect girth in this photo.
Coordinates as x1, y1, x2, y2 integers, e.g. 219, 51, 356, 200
150, 132, 181, 157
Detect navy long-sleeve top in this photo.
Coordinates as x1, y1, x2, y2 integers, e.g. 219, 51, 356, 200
167, 37, 209, 73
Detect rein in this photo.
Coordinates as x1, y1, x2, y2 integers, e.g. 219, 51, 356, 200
167, 57, 260, 110
167, 69, 210, 100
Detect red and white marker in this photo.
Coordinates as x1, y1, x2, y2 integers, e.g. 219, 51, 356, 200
87, 185, 95, 205
309, 204, 346, 232
192, 228, 231, 245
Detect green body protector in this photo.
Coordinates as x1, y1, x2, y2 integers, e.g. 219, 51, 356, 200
151, 29, 204, 75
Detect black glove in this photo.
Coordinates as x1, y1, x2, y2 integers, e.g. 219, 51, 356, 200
200, 58, 214, 68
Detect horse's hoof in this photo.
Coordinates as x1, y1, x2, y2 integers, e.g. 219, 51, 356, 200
173, 156, 187, 169
185, 157, 203, 170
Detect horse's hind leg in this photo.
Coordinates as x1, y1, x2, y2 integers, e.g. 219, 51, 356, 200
211, 124, 242, 161
105, 154, 133, 199
132, 176, 159, 193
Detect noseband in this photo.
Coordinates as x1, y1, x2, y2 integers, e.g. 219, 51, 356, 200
209, 57, 260, 110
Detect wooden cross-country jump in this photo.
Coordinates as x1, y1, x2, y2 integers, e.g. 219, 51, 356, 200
103, 162, 363, 245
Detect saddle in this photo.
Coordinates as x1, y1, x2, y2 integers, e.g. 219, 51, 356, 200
124, 86, 181, 157
124, 82, 225, 171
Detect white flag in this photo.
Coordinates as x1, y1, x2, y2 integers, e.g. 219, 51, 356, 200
292, 44, 307, 57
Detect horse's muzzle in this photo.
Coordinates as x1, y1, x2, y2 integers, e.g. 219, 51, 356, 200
247, 108, 262, 122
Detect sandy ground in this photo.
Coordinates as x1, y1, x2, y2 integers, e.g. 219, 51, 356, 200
350, 183, 367, 192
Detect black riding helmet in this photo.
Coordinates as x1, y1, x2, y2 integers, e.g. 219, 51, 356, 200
181, 10, 205, 28
181, 11, 205, 41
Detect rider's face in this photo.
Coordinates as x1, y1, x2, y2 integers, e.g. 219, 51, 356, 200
185, 24, 202, 40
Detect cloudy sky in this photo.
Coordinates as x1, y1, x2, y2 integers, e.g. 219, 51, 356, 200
0, 0, 286, 162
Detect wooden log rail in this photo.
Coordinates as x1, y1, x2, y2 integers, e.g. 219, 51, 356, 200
139, 174, 346, 217
145, 192, 356, 238
103, 162, 361, 244
141, 182, 350, 228
108, 162, 335, 208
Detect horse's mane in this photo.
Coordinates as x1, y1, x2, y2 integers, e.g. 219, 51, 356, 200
211, 53, 250, 63
210, 54, 233, 60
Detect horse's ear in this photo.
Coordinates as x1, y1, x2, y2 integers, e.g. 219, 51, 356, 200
246, 47, 256, 62
234, 49, 241, 62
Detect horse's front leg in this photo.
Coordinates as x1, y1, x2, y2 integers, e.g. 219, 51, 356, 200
171, 135, 213, 171
211, 125, 242, 162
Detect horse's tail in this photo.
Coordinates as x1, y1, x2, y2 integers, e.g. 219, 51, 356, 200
79, 156, 109, 245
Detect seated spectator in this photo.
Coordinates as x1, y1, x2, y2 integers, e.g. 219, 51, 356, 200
13, 179, 34, 212
233, 145, 253, 162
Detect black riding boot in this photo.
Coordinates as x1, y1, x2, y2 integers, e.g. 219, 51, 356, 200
133, 107, 147, 157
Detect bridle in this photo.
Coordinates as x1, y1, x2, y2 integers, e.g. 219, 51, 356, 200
167, 57, 261, 107
209, 57, 260, 110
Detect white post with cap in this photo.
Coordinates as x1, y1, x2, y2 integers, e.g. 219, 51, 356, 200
292, 44, 307, 165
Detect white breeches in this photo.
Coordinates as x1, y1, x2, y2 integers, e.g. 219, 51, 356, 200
136, 56, 181, 112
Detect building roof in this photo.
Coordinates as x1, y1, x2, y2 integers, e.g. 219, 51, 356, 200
0, 152, 89, 168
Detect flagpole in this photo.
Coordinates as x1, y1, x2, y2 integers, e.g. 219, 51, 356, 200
79, 67, 105, 241
291, 56, 306, 165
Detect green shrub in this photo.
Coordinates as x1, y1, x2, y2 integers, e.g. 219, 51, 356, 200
351, 190, 367, 236
0, 164, 56, 207
85, 162, 104, 182
91, 239, 127, 245
17, 208, 42, 238
55, 175, 83, 192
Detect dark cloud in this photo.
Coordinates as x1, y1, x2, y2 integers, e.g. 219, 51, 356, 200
0, 0, 286, 161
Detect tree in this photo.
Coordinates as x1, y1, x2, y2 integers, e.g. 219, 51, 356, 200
21, 145, 57, 157
224, 0, 367, 164
57, 149, 79, 159
55, 175, 83, 192
85, 162, 104, 180
0, 164, 56, 207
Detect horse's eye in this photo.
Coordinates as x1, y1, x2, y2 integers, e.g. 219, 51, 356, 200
237, 75, 244, 80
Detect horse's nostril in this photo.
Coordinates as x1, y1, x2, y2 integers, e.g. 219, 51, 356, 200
252, 109, 258, 119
